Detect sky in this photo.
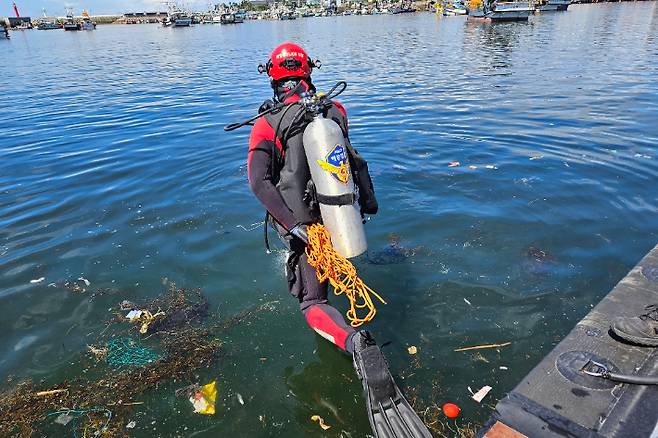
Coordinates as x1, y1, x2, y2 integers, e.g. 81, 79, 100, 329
3, 0, 211, 17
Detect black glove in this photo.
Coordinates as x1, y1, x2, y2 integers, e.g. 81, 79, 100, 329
288, 223, 308, 244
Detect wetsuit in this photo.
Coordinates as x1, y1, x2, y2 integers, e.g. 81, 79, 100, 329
248, 87, 357, 353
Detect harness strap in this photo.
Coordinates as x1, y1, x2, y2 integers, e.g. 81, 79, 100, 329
264, 211, 272, 254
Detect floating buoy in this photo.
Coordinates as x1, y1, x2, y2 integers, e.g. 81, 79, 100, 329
442, 402, 460, 418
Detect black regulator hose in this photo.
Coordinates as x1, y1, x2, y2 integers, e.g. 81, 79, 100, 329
604, 372, 658, 385
223, 106, 278, 132
326, 81, 347, 100
223, 81, 348, 132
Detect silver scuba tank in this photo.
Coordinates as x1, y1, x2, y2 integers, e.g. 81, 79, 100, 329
303, 115, 367, 259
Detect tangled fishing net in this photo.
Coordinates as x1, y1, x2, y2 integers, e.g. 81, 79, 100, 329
305, 223, 386, 327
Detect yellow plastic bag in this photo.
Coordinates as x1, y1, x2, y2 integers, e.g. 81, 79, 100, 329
189, 380, 217, 415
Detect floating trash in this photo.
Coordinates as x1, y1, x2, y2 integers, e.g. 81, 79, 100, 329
442, 403, 460, 418
189, 381, 217, 415
311, 414, 331, 430
106, 337, 160, 367
471, 385, 492, 403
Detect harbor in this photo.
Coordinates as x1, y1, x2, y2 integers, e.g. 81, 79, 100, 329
1, 1, 657, 437
1, 0, 654, 31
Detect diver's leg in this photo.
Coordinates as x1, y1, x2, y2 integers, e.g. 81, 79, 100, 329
294, 251, 357, 353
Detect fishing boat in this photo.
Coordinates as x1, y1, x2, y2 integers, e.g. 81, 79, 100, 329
437, 0, 468, 15
220, 13, 244, 24
162, 5, 192, 27
278, 10, 296, 20
37, 20, 59, 29
63, 9, 80, 30
535, 0, 571, 11
79, 10, 96, 30
467, 0, 533, 21
37, 8, 59, 29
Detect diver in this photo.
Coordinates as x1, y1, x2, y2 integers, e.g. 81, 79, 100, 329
243, 42, 432, 438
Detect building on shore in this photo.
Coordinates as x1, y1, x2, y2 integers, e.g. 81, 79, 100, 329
122, 11, 168, 24
8, 16, 31, 28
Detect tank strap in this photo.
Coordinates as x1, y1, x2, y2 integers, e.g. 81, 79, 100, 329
316, 193, 356, 206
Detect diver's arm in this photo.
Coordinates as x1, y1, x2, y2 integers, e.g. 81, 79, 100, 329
248, 120, 297, 229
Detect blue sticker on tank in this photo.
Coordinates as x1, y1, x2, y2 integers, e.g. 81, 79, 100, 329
317, 144, 350, 184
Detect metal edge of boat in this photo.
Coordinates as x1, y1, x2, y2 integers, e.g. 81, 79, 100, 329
477, 244, 658, 438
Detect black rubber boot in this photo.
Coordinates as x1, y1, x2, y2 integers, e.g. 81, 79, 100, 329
611, 304, 658, 346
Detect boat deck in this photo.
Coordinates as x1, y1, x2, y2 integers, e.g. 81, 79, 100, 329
478, 244, 658, 438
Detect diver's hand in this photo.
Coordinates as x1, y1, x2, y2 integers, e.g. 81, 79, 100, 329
289, 223, 308, 244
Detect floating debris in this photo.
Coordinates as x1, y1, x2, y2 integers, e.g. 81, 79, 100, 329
189, 381, 217, 415
237, 393, 244, 405
126, 420, 136, 429
105, 337, 160, 367
78, 277, 91, 286
236, 222, 264, 232
29, 277, 45, 284
36, 389, 69, 397
463, 298, 472, 306
448, 161, 460, 168
454, 341, 512, 352
442, 403, 460, 418
125, 309, 143, 321
529, 155, 544, 161
471, 385, 492, 403
311, 414, 331, 430
408, 346, 418, 355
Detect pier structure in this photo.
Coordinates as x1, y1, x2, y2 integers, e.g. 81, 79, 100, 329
479, 245, 658, 437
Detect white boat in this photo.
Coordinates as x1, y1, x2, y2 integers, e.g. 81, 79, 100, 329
220, 13, 243, 24
63, 9, 80, 31
536, 0, 570, 11
489, 2, 533, 20
80, 10, 96, 30
163, 5, 192, 27
467, 0, 533, 21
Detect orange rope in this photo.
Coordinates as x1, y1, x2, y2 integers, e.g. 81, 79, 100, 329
305, 224, 386, 327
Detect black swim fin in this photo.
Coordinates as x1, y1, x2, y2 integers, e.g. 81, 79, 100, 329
352, 331, 433, 438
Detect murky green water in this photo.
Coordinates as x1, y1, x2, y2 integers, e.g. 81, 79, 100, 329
1, 3, 657, 436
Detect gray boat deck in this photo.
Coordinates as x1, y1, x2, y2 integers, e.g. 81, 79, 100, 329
478, 244, 658, 438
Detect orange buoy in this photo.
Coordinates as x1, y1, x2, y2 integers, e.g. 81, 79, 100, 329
442, 402, 460, 418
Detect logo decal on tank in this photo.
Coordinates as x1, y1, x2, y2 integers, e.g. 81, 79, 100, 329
317, 144, 350, 184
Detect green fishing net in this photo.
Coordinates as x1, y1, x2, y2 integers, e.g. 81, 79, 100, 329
105, 337, 160, 367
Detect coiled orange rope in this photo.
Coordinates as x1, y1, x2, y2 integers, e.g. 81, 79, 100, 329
305, 224, 386, 327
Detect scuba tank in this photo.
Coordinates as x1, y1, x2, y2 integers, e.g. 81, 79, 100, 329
303, 114, 367, 258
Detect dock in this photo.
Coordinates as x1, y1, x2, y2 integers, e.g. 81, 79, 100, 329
479, 244, 658, 438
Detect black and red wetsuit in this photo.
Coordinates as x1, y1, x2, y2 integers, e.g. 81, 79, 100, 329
247, 86, 357, 353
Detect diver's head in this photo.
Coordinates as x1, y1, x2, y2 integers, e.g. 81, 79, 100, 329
258, 42, 320, 102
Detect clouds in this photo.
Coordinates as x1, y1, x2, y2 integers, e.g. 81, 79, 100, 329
6, 0, 213, 17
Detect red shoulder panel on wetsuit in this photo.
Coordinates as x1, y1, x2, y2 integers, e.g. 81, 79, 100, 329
248, 117, 283, 164
332, 100, 347, 118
